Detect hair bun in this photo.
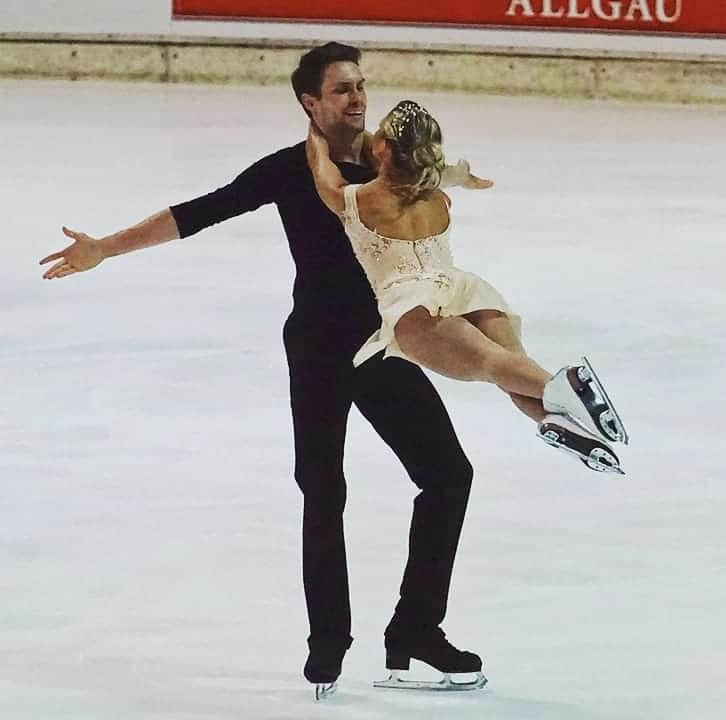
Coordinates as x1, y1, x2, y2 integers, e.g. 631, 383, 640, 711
382, 101, 446, 204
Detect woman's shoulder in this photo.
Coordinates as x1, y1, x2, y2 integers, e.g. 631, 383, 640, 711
435, 188, 452, 208
416, 189, 451, 221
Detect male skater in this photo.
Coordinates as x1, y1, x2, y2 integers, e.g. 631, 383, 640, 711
40, 42, 488, 694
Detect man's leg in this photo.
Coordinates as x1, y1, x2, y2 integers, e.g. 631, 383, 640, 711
353, 354, 474, 649
285, 337, 355, 677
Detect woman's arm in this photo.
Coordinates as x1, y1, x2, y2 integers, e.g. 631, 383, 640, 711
305, 123, 347, 214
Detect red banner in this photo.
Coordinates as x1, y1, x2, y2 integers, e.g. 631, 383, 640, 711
173, 1, 726, 35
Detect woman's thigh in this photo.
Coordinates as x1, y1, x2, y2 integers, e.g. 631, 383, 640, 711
463, 309, 525, 354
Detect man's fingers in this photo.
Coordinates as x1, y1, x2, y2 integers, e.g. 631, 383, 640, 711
48, 259, 67, 274
39, 251, 65, 265
62, 226, 82, 240
42, 259, 68, 279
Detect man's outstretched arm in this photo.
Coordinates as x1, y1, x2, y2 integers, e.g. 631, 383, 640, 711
40, 209, 180, 280
40, 151, 283, 280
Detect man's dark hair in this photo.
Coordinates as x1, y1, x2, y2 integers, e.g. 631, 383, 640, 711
291, 42, 361, 106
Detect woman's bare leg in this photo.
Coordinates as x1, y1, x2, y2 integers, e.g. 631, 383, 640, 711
398, 308, 623, 472
394, 307, 551, 399
509, 393, 546, 422
462, 309, 549, 422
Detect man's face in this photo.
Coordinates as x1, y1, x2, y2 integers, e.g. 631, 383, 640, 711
304, 61, 366, 137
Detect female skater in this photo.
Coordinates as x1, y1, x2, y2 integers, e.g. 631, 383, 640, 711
306, 100, 628, 474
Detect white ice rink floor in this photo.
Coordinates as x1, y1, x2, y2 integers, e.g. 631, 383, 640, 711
2, 79, 726, 720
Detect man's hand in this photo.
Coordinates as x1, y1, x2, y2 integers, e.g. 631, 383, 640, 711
442, 159, 494, 190
40, 226, 106, 279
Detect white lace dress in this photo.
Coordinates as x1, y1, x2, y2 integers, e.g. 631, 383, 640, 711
342, 184, 521, 367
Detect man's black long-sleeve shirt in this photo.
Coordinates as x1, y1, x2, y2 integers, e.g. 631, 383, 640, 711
170, 142, 379, 354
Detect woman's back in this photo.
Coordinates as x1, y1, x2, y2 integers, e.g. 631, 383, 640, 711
355, 182, 450, 242
341, 183, 455, 302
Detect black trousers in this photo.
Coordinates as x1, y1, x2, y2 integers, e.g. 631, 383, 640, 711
284, 320, 474, 653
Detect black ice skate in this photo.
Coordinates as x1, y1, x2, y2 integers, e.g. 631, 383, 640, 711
538, 413, 625, 474
304, 639, 351, 701
543, 356, 629, 445
374, 628, 487, 692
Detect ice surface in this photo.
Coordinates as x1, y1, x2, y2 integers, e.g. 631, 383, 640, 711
2, 79, 725, 719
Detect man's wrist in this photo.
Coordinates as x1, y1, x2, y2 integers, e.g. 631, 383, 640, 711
97, 234, 120, 259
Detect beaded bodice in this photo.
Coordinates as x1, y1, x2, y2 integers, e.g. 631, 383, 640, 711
341, 184, 454, 297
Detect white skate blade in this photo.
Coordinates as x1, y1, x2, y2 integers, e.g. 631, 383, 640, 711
314, 681, 338, 701
374, 670, 487, 692
581, 356, 629, 445
538, 414, 625, 475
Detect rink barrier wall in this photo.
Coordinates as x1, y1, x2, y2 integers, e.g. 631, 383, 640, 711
172, 0, 726, 36
1, 33, 725, 104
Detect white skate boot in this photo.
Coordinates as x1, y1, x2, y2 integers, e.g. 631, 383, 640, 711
543, 356, 629, 445
538, 413, 624, 474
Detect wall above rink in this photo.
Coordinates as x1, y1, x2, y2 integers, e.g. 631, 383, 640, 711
1, 0, 725, 103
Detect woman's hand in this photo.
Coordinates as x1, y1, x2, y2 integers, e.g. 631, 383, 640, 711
361, 131, 380, 172
306, 121, 331, 160
442, 159, 494, 190
305, 122, 347, 215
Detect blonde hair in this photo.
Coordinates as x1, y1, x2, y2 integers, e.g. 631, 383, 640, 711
380, 100, 445, 205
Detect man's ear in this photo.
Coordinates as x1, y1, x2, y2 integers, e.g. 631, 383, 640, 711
301, 93, 317, 116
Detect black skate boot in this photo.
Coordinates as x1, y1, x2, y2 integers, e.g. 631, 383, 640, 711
543, 356, 629, 445
374, 628, 487, 691
538, 413, 624, 474
304, 635, 352, 701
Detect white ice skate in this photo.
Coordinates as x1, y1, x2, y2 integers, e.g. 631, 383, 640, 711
538, 413, 624, 474
543, 356, 629, 445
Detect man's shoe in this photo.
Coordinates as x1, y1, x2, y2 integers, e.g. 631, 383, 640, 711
303, 635, 353, 684
385, 627, 481, 673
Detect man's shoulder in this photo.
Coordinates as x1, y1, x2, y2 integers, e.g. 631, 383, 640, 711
255, 142, 306, 169
229, 142, 307, 202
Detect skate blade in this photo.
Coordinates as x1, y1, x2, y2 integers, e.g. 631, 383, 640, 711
314, 681, 338, 701
538, 423, 625, 475
581, 356, 629, 445
374, 670, 487, 692
582, 456, 625, 475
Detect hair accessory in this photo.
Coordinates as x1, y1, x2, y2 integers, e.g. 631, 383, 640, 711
388, 101, 428, 141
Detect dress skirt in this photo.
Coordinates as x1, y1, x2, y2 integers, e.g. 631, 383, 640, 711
353, 268, 522, 367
